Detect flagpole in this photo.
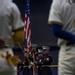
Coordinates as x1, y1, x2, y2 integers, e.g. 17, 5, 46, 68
33, 50, 37, 75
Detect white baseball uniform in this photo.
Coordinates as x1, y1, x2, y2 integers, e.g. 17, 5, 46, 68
0, 0, 24, 75
48, 0, 75, 75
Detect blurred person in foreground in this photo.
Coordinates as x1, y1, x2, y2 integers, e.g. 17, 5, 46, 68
0, 0, 24, 75
48, 0, 75, 75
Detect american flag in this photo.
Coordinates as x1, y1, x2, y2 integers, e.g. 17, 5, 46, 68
24, 0, 31, 53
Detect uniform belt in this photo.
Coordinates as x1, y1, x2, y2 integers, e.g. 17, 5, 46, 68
23, 66, 31, 68
23, 66, 29, 67
42, 65, 50, 67
66, 42, 75, 46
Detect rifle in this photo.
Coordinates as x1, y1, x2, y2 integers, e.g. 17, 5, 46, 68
17, 43, 31, 65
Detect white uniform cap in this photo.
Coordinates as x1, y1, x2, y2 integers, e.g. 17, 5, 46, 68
31, 44, 37, 48
38, 49, 43, 54
42, 46, 50, 50
24, 48, 27, 52
38, 49, 42, 53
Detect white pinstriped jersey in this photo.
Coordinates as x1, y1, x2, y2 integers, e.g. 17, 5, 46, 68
0, 0, 23, 75
48, 0, 75, 46
0, 0, 24, 47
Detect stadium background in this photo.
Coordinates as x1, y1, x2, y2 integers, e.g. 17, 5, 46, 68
13, 0, 59, 75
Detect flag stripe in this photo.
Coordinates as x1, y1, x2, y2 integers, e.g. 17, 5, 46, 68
27, 23, 30, 39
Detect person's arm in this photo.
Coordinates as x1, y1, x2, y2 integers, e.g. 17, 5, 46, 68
11, 3, 24, 43
12, 28, 24, 44
51, 24, 75, 43
43, 55, 52, 65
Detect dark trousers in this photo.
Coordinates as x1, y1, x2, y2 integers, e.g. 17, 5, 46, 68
40, 67, 52, 75
23, 67, 30, 75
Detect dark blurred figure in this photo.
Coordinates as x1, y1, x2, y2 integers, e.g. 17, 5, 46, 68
17, 62, 23, 75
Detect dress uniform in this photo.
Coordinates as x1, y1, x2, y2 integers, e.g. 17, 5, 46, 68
23, 57, 30, 75
36, 49, 43, 75
40, 46, 53, 75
